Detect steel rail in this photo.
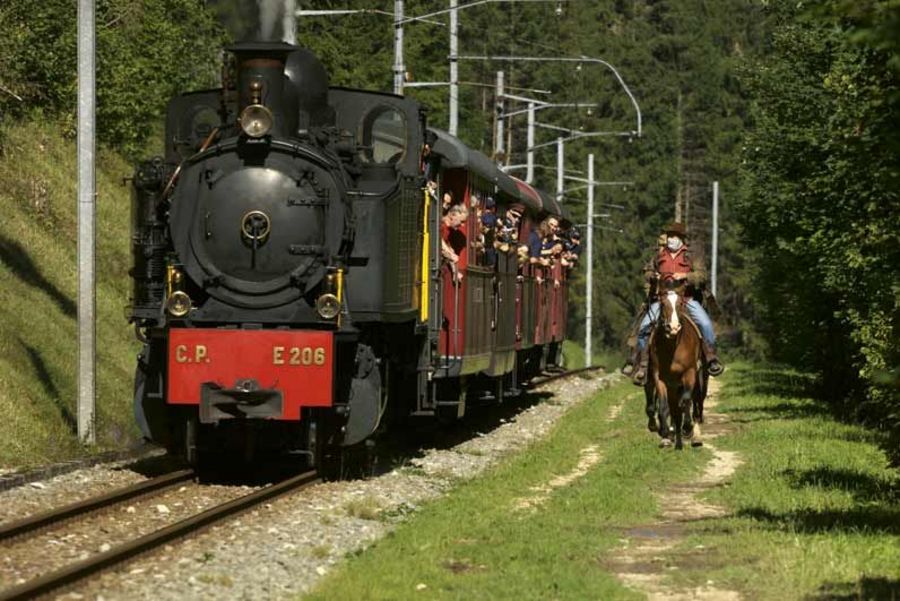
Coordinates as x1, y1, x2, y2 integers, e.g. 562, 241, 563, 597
0, 469, 195, 543
0, 470, 320, 601
529, 365, 605, 388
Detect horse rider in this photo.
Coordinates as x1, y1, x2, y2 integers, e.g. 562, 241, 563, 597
628, 222, 724, 384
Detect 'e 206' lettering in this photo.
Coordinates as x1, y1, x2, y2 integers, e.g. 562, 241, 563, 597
272, 346, 327, 366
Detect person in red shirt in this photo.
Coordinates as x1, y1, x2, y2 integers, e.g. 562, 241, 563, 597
441, 204, 468, 283
630, 222, 724, 385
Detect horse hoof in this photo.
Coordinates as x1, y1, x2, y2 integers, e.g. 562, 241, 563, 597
675, 441, 684, 450
691, 439, 704, 448
647, 417, 659, 432
659, 438, 673, 448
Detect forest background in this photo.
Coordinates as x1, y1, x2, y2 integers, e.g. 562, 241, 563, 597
0, 0, 896, 460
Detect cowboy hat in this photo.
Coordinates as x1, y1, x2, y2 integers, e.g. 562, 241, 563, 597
662, 222, 687, 237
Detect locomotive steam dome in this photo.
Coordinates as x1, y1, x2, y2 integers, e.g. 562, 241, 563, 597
284, 48, 334, 128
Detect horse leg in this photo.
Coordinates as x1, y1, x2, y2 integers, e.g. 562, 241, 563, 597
669, 384, 684, 450
689, 370, 703, 446
681, 383, 694, 438
656, 379, 672, 447
644, 379, 658, 432
699, 369, 709, 424
680, 386, 700, 447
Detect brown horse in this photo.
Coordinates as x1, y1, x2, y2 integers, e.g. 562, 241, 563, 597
649, 282, 704, 450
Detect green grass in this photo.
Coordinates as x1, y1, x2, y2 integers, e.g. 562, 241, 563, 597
303, 363, 900, 601
561, 340, 622, 371
0, 118, 140, 468
304, 380, 706, 600
671, 363, 900, 600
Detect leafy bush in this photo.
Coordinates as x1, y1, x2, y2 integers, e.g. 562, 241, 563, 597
0, 0, 226, 155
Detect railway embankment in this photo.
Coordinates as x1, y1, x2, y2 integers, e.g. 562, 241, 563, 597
0, 121, 141, 470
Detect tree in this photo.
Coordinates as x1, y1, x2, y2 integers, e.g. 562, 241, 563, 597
738, 0, 900, 458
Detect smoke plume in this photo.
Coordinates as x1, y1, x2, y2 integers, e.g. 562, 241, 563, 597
282, 0, 296, 44
256, 0, 295, 43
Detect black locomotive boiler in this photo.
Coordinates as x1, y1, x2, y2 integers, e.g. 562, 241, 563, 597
130, 42, 572, 472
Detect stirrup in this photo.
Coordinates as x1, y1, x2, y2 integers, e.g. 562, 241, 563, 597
631, 369, 646, 387
707, 360, 724, 377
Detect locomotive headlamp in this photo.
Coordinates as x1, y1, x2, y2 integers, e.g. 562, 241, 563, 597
166, 290, 192, 317
239, 104, 274, 138
316, 293, 341, 320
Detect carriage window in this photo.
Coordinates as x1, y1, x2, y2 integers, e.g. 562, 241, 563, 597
361, 107, 407, 164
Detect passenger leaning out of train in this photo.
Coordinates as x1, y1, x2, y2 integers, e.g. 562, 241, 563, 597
528, 216, 559, 284
441, 204, 469, 284
441, 191, 454, 215
480, 196, 499, 267
421, 131, 438, 181
628, 222, 724, 385
561, 227, 581, 269
541, 232, 565, 288
496, 204, 523, 253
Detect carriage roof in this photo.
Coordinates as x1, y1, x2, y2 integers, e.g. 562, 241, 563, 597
429, 128, 555, 215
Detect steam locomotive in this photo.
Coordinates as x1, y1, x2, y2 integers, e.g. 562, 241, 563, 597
130, 42, 571, 471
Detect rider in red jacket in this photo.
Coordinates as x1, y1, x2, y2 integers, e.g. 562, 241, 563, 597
630, 222, 724, 384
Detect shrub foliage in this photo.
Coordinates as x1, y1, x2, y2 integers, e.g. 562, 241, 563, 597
738, 0, 900, 457
0, 0, 226, 155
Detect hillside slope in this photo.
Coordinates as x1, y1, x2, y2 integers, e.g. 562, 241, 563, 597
0, 120, 141, 469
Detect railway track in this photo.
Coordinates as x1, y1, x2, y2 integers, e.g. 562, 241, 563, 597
0, 468, 195, 543
0, 469, 320, 601
528, 365, 605, 388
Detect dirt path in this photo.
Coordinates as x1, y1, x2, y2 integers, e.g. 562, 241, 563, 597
606, 379, 744, 601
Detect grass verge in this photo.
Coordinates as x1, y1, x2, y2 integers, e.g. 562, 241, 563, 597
561, 340, 622, 372
304, 379, 707, 600
0, 118, 140, 468
671, 363, 900, 600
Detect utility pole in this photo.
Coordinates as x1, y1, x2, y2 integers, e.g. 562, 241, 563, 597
585, 153, 595, 367
77, 0, 96, 444
674, 90, 683, 223
526, 102, 535, 183
449, 0, 459, 135
556, 137, 564, 203
711, 181, 719, 297
494, 70, 505, 159
393, 0, 404, 95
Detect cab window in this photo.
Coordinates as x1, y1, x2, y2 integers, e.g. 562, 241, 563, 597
360, 106, 407, 164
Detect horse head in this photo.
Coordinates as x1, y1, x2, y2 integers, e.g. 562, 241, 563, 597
659, 279, 686, 339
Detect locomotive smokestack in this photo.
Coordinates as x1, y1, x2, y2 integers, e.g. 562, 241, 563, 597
228, 42, 298, 139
